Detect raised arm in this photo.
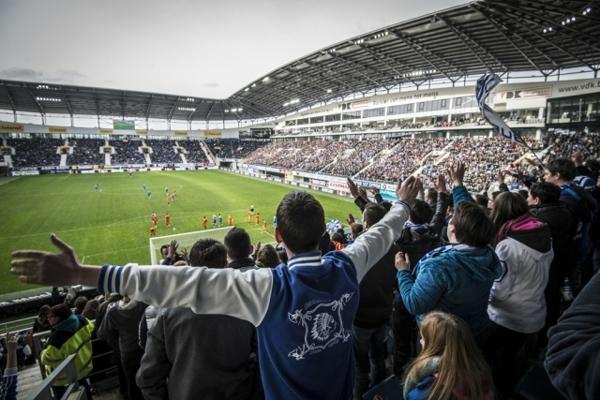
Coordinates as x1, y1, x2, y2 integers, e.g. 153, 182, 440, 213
430, 175, 449, 235
448, 162, 473, 206
11, 234, 273, 327
343, 176, 420, 282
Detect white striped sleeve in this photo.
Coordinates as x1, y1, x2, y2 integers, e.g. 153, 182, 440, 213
98, 264, 273, 327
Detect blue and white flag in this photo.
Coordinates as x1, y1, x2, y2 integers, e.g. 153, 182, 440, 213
476, 73, 525, 145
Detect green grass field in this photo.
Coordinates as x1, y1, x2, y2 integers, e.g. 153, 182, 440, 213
0, 170, 356, 295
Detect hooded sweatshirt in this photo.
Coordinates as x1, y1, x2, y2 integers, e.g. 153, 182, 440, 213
488, 214, 553, 334
397, 185, 502, 337
397, 244, 501, 336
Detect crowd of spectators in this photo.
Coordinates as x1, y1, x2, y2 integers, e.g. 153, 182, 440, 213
321, 138, 397, 177
358, 137, 450, 183
110, 139, 146, 165
8, 148, 600, 400
175, 140, 207, 163
144, 139, 182, 164
544, 131, 600, 160
7, 138, 63, 167
69, 139, 105, 166
205, 139, 267, 159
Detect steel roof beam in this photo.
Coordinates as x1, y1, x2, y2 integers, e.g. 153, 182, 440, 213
25, 87, 45, 118
2, 84, 17, 114
490, 1, 600, 53
440, 15, 505, 72
205, 102, 215, 121
393, 33, 456, 81
327, 52, 386, 88
145, 94, 153, 120
474, 7, 546, 73
483, 4, 592, 70
522, 0, 600, 25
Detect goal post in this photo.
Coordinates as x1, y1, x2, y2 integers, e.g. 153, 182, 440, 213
149, 226, 233, 265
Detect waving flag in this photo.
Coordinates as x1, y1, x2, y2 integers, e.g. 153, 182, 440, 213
476, 73, 525, 145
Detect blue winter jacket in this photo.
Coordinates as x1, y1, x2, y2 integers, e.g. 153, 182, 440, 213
397, 185, 502, 336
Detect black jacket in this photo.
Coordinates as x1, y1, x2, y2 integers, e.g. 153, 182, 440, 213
354, 243, 400, 329
98, 300, 148, 357
396, 192, 449, 268
529, 203, 577, 278
545, 272, 600, 400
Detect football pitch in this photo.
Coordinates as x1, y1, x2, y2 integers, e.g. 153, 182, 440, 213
0, 170, 356, 295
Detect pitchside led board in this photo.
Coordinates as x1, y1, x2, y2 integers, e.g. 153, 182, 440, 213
113, 120, 136, 130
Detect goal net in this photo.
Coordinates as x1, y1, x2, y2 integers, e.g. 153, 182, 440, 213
149, 226, 233, 265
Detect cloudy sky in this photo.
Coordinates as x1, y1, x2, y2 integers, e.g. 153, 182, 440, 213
0, 0, 466, 99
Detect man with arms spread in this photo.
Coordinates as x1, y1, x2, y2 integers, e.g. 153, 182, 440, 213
10, 177, 420, 400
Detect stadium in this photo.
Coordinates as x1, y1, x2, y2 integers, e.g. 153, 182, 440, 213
0, 0, 599, 399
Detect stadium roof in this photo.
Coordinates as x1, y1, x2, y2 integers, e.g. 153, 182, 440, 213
1, 0, 599, 122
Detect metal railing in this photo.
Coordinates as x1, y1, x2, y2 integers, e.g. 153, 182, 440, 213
27, 354, 87, 400
29, 326, 119, 396
1, 315, 37, 333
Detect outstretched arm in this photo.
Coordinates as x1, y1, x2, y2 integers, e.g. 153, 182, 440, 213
430, 175, 449, 235
11, 235, 273, 326
448, 162, 473, 206
343, 176, 420, 282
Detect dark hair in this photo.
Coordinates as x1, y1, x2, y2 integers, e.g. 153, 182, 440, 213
224, 227, 253, 260
74, 296, 88, 315
318, 232, 333, 255
82, 299, 99, 320
547, 158, 576, 181
518, 189, 529, 200
276, 192, 325, 253
425, 188, 438, 205
410, 200, 433, 225
380, 201, 392, 211
451, 202, 495, 247
38, 304, 51, 318
585, 159, 600, 181
475, 194, 488, 208
189, 238, 227, 268
277, 249, 288, 264
351, 223, 364, 239
160, 244, 169, 255
363, 203, 387, 226
256, 244, 281, 268
331, 230, 347, 245
48, 303, 72, 323
530, 182, 560, 204
491, 192, 530, 229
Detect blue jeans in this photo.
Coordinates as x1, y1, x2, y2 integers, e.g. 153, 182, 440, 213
353, 324, 388, 399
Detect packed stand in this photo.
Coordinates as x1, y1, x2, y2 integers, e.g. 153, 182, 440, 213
145, 139, 182, 164
423, 136, 541, 192
8, 138, 63, 167
320, 138, 396, 177
357, 137, 450, 183
206, 139, 267, 159
544, 131, 600, 160
69, 139, 105, 165
178, 140, 209, 163
9, 131, 600, 400
110, 139, 146, 165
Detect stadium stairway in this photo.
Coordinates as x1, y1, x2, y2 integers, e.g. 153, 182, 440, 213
200, 141, 216, 164
175, 141, 188, 163
353, 141, 403, 178
16, 364, 43, 399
